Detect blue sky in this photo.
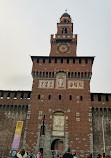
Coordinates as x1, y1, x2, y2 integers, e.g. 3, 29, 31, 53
0, 0, 111, 93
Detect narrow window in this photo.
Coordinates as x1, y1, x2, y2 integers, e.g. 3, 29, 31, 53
62, 28, 67, 34
40, 72, 42, 78
85, 72, 87, 78
80, 96, 83, 101
85, 58, 88, 64
105, 94, 109, 102
81, 72, 83, 78
78, 72, 80, 78
27, 92, 31, 99
48, 95, 51, 100
43, 72, 45, 78
68, 72, 70, 78
46, 72, 48, 78
52, 72, 54, 78
7, 92, 10, 98
75, 72, 77, 78
37, 72, 39, 78
73, 58, 75, 63
69, 95, 72, 100
37, 58, 39, 63
38, 94, 40, 99
55, 58, 57, 63
49, 58, 51, 63
67, 58, 69, 63
79, 59, 81, 64
71, 72, 73, 78
98, 94, 101, 101
43, 58, 45, 63
0, 91, 4, 97
49, 72, 51, 78
59, 95, 61, 100
20, 92, 24, 99
91, 94, 94, 101
14, 92, 17, 98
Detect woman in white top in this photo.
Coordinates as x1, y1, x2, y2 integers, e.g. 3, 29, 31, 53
17, 149, 27, 158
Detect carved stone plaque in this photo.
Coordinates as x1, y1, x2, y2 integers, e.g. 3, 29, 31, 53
52, 115, 64, 136
53, 115, 64, 131
68, 80, 84, 89
38, 80, 54, 89
56, 72, 66, 89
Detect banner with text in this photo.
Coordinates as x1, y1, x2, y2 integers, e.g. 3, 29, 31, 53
12, 121, 23, 150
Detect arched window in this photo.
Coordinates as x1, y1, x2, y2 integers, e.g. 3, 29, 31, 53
64, 19, 66, 23
62, 28, 67, 34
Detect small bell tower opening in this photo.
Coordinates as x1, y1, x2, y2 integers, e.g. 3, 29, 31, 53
62, 28, 67, 34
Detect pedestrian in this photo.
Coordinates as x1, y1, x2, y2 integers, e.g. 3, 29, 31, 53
59, 153, 63, 158
73, 153, 77, 158
39, 152, 42, 158
97, 154, 102, 158
17, 149, 27, 158
30, 152, 33, 158
35, 152, 39, 158
62, 147, 73, 158
35, 152, 41, 158
56, 154, 60, 158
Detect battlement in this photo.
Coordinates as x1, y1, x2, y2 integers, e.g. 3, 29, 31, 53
31, 56, 94, 77
91, 93, 111, 110
0, 90, 31, 107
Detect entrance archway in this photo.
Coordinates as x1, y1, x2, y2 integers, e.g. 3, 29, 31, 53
51, 139, 64, 156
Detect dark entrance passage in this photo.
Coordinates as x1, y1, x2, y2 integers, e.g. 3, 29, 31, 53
51, 139, 64, 157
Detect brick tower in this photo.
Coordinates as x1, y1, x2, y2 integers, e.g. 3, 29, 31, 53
25, 12, 94, 158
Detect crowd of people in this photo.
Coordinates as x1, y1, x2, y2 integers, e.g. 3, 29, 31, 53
12, 148, 111, 158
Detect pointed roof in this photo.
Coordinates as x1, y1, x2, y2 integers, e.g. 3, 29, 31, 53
61, 12, 71, 18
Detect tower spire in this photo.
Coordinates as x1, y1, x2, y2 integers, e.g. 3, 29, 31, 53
65, 9, 67, 12
50, 13, 77, 57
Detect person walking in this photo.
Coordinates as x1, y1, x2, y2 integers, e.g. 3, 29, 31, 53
73, 153, 77, 158
29, 152, 33, 158
17, 149, 27, 158
97, 154, 102, 158
62, 147, 73, 158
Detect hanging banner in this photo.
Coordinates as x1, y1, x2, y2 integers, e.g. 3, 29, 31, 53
12, 121, 23, 150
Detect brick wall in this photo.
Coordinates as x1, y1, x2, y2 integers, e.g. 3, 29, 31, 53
91, 93, 111, 157
0, 91, 30, 157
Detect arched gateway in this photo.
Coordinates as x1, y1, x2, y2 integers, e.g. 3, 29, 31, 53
51, 139, 64, 157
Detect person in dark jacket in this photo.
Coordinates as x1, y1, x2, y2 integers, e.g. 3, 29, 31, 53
63, 147, 73, 158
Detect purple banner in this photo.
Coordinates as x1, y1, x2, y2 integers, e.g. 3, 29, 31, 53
12, 135, 21, 150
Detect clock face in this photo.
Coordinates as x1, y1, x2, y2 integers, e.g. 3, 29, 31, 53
57, 44, 70, 53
